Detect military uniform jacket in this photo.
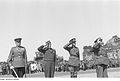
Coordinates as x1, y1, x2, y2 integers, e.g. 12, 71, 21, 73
38, 45, 56, 62
91, 43, 109, 65
64, 46, 80, 66
7, 46, 27, 67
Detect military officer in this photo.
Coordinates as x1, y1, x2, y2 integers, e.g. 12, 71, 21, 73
7, 38, 27, 78
38, 40, 56, 78
91, 37, 109, 78
63, 38, 80, 78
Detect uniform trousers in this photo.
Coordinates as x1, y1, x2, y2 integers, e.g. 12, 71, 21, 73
44, 61, 55, 78
12, 67, 25, 78
69, 65, 79, 78
96, 64, 108, 78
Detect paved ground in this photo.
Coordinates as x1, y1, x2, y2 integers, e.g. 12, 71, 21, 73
0, 67, 120, 78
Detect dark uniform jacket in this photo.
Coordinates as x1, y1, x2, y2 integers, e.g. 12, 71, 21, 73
38, 45, 56, 62
91, 43, 109, 65
7, 46, 27, 67
64, 46, 80, 66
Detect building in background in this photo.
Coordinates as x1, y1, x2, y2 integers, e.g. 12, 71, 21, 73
82, 46, 95, 70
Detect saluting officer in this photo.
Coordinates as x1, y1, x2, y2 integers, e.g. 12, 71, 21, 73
38, 41, 56, 78
91, 37, 109, 77
7, 38, 27, 78
63, 38, 80, 78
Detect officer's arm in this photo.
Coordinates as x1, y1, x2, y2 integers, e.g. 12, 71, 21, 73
7, 48, 13, 66
78, 52, 80, 60
77, 48, 80, 60
63, 42, 72, 51
24, 48, 27, 64
93, 43, 101, 49
53, 49, 57, 62
90, 43, 99, 52
38, 45, 46, 54
24, 48, 27, 77
78, 54, 80, 60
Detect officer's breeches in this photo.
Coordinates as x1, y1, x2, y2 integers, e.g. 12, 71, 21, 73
12, 67, 25, 78
69, 66, 78, 78
44, 61, 55, 78
96, 64, 108, 78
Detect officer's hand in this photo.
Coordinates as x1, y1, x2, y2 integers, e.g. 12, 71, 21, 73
10, 66, 14, 69
69, 40, 73, 44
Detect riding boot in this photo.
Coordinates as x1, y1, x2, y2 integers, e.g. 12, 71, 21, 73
73, 72, 77, 78
70, 72, 74, 78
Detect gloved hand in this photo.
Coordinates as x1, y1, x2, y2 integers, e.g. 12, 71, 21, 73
69, 39, 73, 44
10, 66, 14, 69
69, 38, 76, 44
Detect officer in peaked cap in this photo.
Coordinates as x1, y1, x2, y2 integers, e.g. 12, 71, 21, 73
7, 38, 27, 78
63, 38, 80, 78
94, 37, 103, 43
14, 38, 22, 42
46, 40, 51, 44
38, 40, 56, 78
91, 37, 109, 78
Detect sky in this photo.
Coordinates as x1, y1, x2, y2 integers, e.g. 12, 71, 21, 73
0, 0, 120, 61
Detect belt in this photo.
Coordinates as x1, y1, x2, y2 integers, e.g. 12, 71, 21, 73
71, 55, 78, 57
13, 55, 23, 58
44, 59, 55, 61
